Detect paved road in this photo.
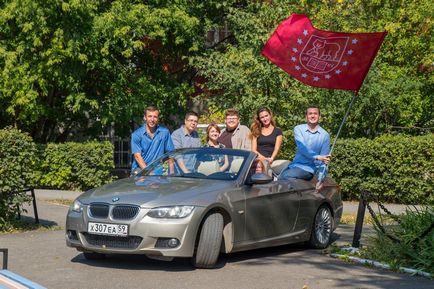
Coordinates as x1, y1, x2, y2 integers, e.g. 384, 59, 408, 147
0, 190, 431, 289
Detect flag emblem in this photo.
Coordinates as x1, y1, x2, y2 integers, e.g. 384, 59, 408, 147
300, 36, 349, 74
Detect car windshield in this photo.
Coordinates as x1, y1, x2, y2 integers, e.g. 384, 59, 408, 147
139, 148, 250, 181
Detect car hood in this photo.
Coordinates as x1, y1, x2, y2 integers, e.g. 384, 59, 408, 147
77, 176, 234, 207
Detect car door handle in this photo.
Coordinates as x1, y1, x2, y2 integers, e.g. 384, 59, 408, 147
237, 210, 244, 215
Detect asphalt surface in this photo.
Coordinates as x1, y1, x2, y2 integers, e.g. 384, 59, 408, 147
0, 190, 432, 289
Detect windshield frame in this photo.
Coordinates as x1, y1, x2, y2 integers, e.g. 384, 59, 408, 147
137, 148, 253, 182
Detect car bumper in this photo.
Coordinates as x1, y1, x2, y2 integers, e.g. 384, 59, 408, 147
65, 206, 206, 258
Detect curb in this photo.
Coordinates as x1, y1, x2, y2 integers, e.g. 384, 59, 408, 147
330, 248, 432, 279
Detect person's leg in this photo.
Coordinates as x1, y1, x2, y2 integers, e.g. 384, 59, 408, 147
279, 167, 313, 180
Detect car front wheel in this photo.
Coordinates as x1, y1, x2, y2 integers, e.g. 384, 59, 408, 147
192, 212, 224, 269
309, 205, 333, 249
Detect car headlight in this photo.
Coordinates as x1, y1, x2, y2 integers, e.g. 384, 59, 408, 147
71, 199, 83, 213
147, 206, 194, 219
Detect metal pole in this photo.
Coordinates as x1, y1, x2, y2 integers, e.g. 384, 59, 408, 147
315, 91, 358, 189
330, 91, 358, 155
0, 248, 8, 270
31, 188, 39, 224
352, 190, 369, 248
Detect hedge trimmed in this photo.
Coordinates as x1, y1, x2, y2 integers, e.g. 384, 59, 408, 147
0, 127, 36, 227
38, 141, 115, 191
330, 134, 433, 204
0, 127, 432, 204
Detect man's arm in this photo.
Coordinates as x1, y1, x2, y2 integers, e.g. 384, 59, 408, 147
166, 131, 176, 152
176, 158, 190, 173
131, 132, 147, 169
133, 153, 147, 169
242, 126, 252, 150
316, 132, 331, 164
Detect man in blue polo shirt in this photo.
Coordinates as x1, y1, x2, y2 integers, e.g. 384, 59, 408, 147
279, 106, 331, 180
131, 106, 175, 173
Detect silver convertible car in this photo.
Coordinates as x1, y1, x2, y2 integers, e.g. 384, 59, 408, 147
66, 148, 342, 268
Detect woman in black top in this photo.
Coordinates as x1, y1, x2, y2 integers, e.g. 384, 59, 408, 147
250, 107, 283, 165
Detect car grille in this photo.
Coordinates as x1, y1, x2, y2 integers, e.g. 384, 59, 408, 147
83, 233, 143, 249
112, 205, 139, 220
89, 203, 109, 218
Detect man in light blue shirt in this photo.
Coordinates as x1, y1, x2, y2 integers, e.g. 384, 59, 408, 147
279, 106, 331, 180
171, 111, 201, 149
131, 106, 175, 173
171, 111, 201, 172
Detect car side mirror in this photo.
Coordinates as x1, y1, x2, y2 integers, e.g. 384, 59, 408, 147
248, 173, 273, 185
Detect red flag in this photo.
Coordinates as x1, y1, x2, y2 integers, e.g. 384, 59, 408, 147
262, 14, 387, 92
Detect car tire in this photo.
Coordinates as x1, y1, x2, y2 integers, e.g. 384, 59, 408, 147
83, 252, 106, 260
309, 205, 333, 249
192, 212, 224, 269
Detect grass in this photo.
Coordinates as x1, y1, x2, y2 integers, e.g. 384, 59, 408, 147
46, 198, 73, 206
340, 212, 400, 225
334, 206, 434, 275
0, 198, 72, 234
340, 213, 373, 224
0, 219, 62, 234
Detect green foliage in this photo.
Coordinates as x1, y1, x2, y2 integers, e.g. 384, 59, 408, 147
331, 134, 433, 204
0, 1, 431, 140
362, 206, 434, 274
0, 127, 35, 229
38, 141, 115, 191
0, 0, 233, 141
194, 0, 433, 138
198, 104, 225, 125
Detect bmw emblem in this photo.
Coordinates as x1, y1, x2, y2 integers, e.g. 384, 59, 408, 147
112, 197, 120, 202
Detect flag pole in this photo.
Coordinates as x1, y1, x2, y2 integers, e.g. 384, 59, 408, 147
316, 90, 358, 191
329, 91, 358, 155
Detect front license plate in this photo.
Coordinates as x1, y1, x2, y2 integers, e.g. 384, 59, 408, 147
88, 222, 129, 237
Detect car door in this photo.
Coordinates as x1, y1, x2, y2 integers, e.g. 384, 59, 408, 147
220, 187, 248, 244
243, 180, 300, 241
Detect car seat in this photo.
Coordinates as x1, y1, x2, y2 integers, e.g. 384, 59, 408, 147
197, 160, 220, 176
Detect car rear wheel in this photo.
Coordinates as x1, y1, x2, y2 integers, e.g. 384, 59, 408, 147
192, 212, 223, 269
309, 205, 333, 249
83, 252, 106, 260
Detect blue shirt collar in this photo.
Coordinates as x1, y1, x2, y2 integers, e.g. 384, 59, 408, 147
304, 124, 321, 134
142, 124, 161, 137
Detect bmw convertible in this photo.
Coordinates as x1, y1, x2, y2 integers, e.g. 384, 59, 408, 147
66, 148, 342, 268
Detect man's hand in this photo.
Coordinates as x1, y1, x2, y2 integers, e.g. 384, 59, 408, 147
316, 155, 331, 164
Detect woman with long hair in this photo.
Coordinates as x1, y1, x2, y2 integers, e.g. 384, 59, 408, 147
250, 107, 283, 165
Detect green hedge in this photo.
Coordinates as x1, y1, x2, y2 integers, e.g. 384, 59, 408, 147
38, 141, 115, 191
330, 134, 433, 204
0, 127, 36, 227
0, 127, 38, 193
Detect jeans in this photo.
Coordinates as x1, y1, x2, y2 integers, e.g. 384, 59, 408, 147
279, 167, 314, 180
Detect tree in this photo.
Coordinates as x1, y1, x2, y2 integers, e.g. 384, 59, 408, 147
193, 0, 433, 138
0, 0, 234, 142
